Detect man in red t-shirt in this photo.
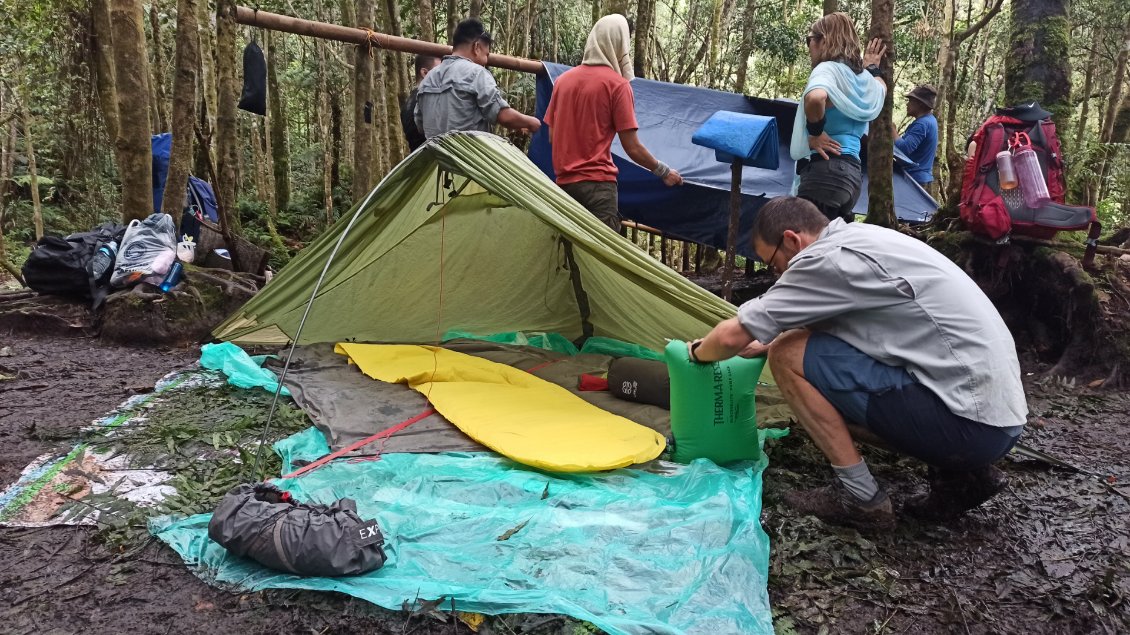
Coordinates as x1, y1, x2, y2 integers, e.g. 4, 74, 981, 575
543, 14, 682, 230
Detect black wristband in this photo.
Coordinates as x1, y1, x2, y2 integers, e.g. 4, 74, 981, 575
865, 64, 881, 77
806, 116, 826, 137
689, 340, 703, 363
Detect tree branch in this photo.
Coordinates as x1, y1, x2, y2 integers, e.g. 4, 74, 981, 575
953, 0, 1004, 45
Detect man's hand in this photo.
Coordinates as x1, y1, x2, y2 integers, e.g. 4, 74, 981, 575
662, 168, 683, 186
808, 132, 842, 160
737, 340, 769, 358
863, 38, 887, 68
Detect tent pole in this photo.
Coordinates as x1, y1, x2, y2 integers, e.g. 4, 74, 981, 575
234, 6, 545, 76
721, 160, 742, 302
248, 149, 423, 480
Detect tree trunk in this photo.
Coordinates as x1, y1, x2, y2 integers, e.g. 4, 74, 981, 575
932, 0, 1003, 217
19, 100, 44, 241
1113, 94, 1130, 143
733, 0, 755, 92
382, 0, 411, 104
470, 0, 484, 20
551, 0, 559, 61
417, 0, 436, 43
1100, 14, 1130, 143
195, 0, 218, 180
352, 0, 376, 200
314, 34, 335, 225
110, 0, 155, 223
149, 1, 170, 133
864, 0, 895, 227
267, 31, 291, 217
377, 49, 396, 174
823, 0, 838, 14
331, 81, 343, 192
251, 119, 271, 206
161, 0, 199, 227
1074, 35, 1102, 149
90, 0, 120, 147
446, 0, 457, 41
214, 0, 243, 261
1004, 0, 1072, 127
632, 0, 653, 78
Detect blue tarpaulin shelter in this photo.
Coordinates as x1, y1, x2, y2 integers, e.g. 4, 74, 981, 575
530, 63, 936, 257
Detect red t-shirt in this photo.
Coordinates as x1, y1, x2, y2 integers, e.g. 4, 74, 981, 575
543, 65, 639, 185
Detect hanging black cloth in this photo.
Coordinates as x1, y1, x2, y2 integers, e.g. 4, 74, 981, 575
238, 40, 267, 116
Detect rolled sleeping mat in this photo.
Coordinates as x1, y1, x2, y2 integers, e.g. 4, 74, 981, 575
664, 340, 766, 465
607, 357, 671, 409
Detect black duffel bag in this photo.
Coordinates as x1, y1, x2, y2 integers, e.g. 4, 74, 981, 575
208, 483, 386, 577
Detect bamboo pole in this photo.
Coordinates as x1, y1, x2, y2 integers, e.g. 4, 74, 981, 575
234, 6, 545, 76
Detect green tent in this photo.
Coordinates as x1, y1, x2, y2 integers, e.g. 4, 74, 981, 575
214, 132, 736, 350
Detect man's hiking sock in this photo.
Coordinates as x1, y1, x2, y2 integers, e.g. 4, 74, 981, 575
832, 459, 880, 502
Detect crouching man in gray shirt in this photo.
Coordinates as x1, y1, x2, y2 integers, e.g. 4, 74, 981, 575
414, 18, 541, 140
687, 196, 1027, 530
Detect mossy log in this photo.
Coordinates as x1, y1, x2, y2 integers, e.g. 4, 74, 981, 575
927, 230, 1130, 387
99, 266, 262, 346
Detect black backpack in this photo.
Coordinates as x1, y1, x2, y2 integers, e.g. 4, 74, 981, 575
21, 222, 125, 308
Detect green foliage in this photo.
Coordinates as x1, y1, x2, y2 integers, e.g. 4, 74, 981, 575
62, 380, 312, 549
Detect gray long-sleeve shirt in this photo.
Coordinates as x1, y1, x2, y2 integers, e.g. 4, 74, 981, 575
414, 55, 510, 139
737, 219, 1027, 428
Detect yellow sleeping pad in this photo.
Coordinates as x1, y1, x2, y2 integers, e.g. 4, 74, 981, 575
336, 343, 665, 472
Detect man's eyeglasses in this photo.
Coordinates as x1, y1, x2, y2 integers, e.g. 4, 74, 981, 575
765, 235, 785, 276
805, 33, 823, 46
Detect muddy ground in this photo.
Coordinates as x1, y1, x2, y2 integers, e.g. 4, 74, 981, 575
1, 331, 1128, 634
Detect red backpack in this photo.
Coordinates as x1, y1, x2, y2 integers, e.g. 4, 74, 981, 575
959, 113, 1100, 266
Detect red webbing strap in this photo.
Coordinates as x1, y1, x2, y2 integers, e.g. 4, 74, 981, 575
525, 359, 562, 374
279, 407, 437, 479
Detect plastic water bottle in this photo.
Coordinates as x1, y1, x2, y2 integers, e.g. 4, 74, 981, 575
90, 240, 118, 281
159, 261, 184, 293
1014, 146, 1050, 208
995, 151, 1018, 190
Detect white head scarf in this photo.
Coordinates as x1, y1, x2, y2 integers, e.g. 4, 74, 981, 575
582, 14, 634, 80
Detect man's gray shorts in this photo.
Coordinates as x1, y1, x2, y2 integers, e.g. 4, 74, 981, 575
802, 332, 1023, 471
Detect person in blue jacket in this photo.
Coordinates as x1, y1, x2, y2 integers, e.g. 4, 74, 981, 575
895, 85, 939, 192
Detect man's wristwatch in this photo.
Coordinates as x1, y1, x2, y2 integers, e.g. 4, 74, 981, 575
689, 339, 704, 363
865, 64, 882, 77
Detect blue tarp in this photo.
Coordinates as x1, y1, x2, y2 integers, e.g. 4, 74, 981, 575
152, 427, 776, 634
530, 63, 937, 257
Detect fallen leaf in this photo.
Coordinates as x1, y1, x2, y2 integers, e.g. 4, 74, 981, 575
457, 611, 485, 632
194, 600, 215, 611
496, 520, 529, 541
1088, 379, 1105, 388
0, 346, 11, 356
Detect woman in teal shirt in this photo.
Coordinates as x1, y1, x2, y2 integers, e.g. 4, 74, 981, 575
789, 13, 887, 222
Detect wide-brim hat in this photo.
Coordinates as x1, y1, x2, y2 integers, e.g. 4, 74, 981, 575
995, 102, 1053, 122
906, 84, 937, 110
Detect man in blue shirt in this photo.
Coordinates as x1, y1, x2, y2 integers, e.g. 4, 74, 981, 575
894, 84, 938, 191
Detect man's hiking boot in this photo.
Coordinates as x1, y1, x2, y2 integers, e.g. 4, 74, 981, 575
783, 481, 896, 531
906, 464, 1009, 521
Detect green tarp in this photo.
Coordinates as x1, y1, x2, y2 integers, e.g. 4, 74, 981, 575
152, 427, 775, 634
213, 133, 735, 351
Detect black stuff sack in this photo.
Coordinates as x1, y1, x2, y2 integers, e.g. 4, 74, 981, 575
608, 357, 671, 409
238, 41, 267, 116
208, 483, 386, 577
21, 222, 125, 308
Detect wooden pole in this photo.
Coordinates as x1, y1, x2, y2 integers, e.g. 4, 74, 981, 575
234, 6, 545, 75
721, 160, 742, 302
